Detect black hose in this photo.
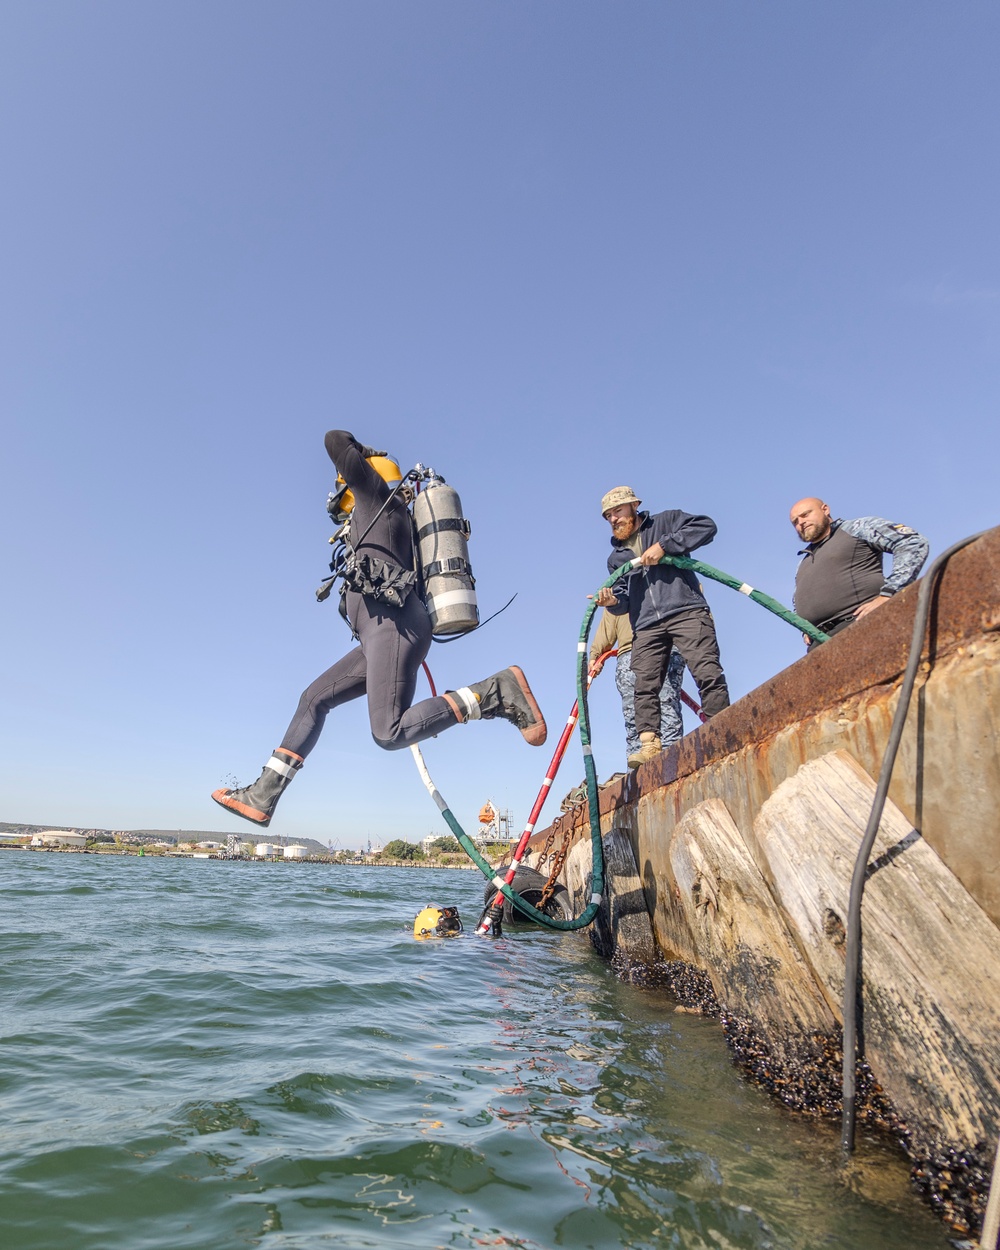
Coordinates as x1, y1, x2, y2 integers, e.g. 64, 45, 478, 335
840, 531, 987, 1153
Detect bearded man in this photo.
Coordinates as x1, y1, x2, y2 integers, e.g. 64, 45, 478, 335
789, 497, 929, 645
595, 486, 730, 769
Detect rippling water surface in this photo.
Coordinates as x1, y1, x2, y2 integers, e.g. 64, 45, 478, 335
0, 853, 949, 1249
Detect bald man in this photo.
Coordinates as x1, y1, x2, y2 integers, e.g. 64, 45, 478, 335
790, 498, 929, 644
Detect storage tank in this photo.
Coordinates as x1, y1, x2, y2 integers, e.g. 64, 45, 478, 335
254, 843, 275, 858
283, 844, 308, 860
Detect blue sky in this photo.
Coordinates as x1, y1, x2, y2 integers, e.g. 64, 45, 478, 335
2, 1, 997, 847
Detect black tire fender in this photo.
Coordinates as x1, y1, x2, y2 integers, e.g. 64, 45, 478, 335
480, 865, 572, 926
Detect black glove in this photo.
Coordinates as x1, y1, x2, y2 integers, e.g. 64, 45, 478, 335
356, 444, 388, 460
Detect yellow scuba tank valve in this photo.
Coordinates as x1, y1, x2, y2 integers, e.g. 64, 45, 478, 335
412, 475, 479, 635
413, 906, 463, 939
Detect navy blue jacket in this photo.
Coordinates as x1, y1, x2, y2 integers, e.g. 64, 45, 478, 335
606, 509, 717, 631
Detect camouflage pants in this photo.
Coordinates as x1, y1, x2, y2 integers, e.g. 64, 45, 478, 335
615, 647, 685, 757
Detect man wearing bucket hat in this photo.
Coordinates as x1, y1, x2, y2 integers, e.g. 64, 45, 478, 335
596, 486, 730, 768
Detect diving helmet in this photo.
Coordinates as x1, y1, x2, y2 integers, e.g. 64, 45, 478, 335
327, 454, 405, 523
413, 906, 463, 940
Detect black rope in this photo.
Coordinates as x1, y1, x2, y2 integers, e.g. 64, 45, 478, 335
432, 593, 517, 644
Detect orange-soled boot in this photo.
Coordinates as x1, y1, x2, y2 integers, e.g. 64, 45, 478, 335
465, 666, 547, 746
211, 748, 303, 827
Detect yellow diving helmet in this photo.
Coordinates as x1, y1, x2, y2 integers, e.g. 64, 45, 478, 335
413, 906, 463, 940
329, 455, 405, 522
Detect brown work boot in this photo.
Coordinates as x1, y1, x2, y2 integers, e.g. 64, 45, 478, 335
627, 733, 661, 769
468, 666, 547, 746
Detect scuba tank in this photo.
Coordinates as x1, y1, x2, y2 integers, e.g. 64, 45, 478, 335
412, 474, 479, 636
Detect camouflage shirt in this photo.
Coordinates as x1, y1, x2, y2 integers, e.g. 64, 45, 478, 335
794, 517, 930, 629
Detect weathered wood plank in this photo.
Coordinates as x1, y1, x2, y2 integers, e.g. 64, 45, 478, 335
669, 797, 835, 1039
755, 749, 1000, 1148
636, 788, 698, 964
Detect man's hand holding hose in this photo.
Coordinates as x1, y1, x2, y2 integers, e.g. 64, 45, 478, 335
636, 541, 666, 566
593, 542, 665, 609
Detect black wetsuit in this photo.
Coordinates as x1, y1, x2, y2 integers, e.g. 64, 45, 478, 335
278, 431, 457, 756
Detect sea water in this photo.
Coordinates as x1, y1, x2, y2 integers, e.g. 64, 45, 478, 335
0, 853, 950, 1250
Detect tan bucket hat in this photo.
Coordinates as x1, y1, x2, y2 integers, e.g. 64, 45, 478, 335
601, 485, 641, 516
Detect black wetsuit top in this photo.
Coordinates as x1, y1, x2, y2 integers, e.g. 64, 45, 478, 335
324, 430, 416, 579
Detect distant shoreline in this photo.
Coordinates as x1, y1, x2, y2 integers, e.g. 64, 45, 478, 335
0, 844, 484, 869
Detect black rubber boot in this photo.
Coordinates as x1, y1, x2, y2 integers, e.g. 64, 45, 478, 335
469, 666, 547, 746
211, 748, 303, 827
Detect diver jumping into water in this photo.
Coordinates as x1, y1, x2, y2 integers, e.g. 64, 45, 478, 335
212, 430, 547, 827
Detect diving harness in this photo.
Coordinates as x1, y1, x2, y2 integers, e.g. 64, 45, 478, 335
317, 462, 479, 639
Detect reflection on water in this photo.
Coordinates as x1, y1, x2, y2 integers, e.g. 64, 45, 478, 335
0, 855, 948, 1249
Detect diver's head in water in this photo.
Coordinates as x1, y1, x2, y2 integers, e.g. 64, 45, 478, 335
413, 906, 463, 940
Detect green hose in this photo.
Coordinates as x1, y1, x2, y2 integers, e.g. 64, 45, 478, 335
410, 573, 611, 931
410, 742, 597, 928
411, 553, 828, 931
652, 554, 830, 646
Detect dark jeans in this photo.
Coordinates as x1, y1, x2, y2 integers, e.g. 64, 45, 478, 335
631, 606, 730, 730
279, 589, 457, 757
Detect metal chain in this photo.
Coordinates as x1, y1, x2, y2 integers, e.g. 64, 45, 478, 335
538, 829, 573, 910
533, 829, 557, 871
